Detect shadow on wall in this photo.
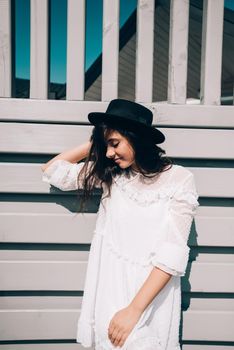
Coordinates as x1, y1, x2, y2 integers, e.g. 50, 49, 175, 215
45, 185, 102, 213
179, 219, 199, 346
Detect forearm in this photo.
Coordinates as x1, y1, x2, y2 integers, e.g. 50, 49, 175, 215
41, 141, 92, 172
129, 266, 172, 314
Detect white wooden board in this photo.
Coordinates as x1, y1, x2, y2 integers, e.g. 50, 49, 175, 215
0, 260, 233, 293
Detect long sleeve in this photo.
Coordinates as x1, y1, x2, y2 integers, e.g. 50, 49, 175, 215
151, 172, 199, 277
41, 159, 102, 191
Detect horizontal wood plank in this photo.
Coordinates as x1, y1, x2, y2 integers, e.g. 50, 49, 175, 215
183, 346, 233, 350
0, 211, 96, 244
0, 261, 233, 293
0, 346, 90, 350
1, 123, 234, 158
0, 298, 233, 343
0, 344, 231, 350
0, 122, 234, 159
183, 310, 234, 341
0, 346, 231, 350
1, 204, 233, 247
0, 296, 233, 311
1, 251, 233, 263
1, 163, 234, 197
0, 298, 232, 344
0, 308, 233, 341
0, 99, 234, 127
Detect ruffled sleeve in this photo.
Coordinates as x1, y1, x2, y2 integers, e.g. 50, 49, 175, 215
41, 159, 102, 191
150, 171, 200, 277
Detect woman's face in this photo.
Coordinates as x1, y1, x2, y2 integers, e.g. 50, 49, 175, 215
104, 130, 138, 171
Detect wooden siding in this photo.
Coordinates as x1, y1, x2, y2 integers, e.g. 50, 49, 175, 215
30, 0, 49, 99
0, 104, 234, 349
66, 0, 86, 101
1, 1, 233, 102
0, 0, 11, 97
0, 0, 233, 349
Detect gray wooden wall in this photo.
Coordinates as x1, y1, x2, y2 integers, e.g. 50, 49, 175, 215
0, 101, 234, 349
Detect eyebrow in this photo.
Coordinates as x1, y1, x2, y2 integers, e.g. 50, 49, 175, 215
106, 137, 119, 143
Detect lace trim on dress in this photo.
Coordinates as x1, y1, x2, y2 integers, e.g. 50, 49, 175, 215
124, 335, 162, 350
114, 175, 176, 206
93, 324, 163, 350
151, 262, 184, 276
77, 315, 181, 349
93, 324, 181, 350
104, 231, 192, 277
173, 188, 200, 210
114, 173, 199, 208
105, 237, 153, 268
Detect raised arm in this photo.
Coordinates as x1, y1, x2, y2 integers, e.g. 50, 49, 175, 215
40, 140, 103, 191
41, 141, 92, 172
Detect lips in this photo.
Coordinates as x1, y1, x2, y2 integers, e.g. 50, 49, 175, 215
114, 158, 121, 162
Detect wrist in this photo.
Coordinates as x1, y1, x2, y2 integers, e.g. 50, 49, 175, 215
128, 301, 144, 315
83, 141, 92, 158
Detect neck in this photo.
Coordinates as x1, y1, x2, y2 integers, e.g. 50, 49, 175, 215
131, 162, 141, 173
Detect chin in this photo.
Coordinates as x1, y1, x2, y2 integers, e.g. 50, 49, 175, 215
119, 162, 132, 169
115, 159, 133, 169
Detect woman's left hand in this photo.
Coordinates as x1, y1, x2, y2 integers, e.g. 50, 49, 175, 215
108, 304, 142, 347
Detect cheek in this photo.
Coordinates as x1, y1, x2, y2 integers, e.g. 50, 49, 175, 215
124, 148, 134, 160
119, 143, 134, 160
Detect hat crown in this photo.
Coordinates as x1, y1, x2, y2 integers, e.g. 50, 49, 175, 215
106, 99, 153, 126
87, 98, 165, 144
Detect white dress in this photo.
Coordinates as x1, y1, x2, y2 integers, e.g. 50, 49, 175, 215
42, 159, 200, 350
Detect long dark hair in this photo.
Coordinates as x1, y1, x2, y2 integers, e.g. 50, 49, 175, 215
75, 122, 174, 213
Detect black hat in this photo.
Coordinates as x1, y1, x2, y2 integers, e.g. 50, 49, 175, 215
88, 99, 165, 144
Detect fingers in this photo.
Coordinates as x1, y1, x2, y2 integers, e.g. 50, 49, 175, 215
108, 325, 119, 343
108, 327, 128, 347
112, 329, 122, 346
116, 332, 128, 347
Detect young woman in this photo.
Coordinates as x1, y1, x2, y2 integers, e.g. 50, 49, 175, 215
41, 99, 199, 350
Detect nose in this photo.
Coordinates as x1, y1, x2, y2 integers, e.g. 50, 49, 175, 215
106, 147, 115, 159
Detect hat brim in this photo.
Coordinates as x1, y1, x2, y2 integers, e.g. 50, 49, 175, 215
88, 112, 165, 144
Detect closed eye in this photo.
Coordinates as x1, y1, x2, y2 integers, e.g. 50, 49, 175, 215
108, 142, 119, 148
